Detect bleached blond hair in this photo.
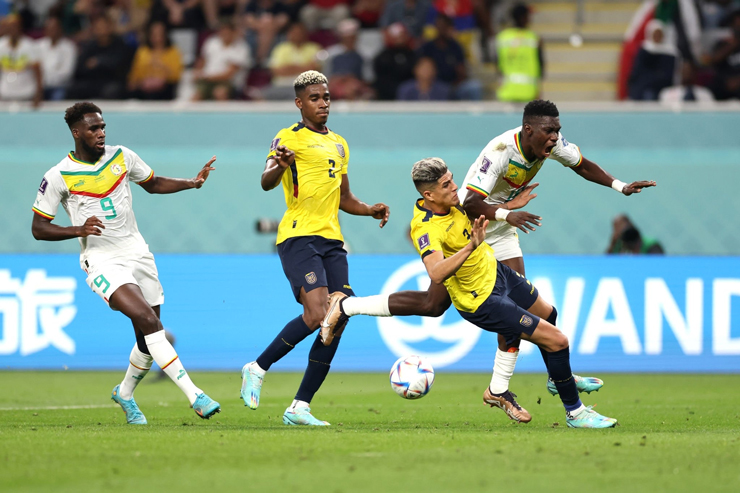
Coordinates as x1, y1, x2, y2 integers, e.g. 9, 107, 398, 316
411, 157, 448, 192
293, 71, 329, 94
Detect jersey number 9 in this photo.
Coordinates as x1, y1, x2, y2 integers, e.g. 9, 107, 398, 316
100, 198, 117, 220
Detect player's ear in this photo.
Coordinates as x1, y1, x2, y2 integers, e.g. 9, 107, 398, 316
294, 95, 303, 110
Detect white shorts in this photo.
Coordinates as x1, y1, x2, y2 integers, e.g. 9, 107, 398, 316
84, 252, 164, 308
485, 222, 523, 262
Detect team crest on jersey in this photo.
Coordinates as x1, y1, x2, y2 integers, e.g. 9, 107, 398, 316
519, 315, 533, 327
417, 233, 430, 250
270, 138, 281, 151
305, 272, 317, 285
110, 163, 123, 176
38, 178, 48, 194
335, 144, 345, 158
479, 157, 492, 173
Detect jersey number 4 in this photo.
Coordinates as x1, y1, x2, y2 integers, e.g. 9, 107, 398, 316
100, 198, 117, 220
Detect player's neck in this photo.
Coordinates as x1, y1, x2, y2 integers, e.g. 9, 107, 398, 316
302, 119, 326, 133
421, 199, 450, 215
518, 134, 538, 162
73, 146, 103, 164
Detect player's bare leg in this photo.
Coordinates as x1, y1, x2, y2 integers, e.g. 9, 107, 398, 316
522, 319, 616, 428
321, 281, 451, 345
284, 286, 333, 426
110, 284, 220, 419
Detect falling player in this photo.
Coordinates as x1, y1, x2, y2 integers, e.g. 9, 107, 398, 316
239, 71, 390, 426
321, 100, 655, 422
31, 102, 221, 424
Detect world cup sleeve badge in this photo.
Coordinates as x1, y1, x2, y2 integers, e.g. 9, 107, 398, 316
417, 233, 430, 251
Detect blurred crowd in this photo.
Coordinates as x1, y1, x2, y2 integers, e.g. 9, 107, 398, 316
0, 0, 510, 104
624, 0, 740, 102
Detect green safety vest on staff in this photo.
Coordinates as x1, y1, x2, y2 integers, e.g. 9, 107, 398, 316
496, 28, 541, 102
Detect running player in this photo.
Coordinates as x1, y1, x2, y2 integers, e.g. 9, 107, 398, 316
31, 102, 220, 424
321, 100, 655, 422
240, 71, 390, 426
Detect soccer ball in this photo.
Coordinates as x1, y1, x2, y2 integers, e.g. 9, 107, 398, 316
389, 355, 435, 399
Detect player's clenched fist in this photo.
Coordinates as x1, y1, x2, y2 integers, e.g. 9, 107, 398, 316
78, 216, 104, 237
274, 145, 295, 169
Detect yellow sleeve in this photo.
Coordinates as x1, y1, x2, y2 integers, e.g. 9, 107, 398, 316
341, 136, 350, 174
266, 128, 296, 162
164, 47, 183, 83
128, 48, 147, 84
411, 223, 444, 260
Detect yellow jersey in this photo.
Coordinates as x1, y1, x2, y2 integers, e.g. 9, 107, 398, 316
267, 122, 350, 244
410, 199, 498, 313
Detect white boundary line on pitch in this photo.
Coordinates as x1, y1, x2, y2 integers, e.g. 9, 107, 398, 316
0, 404, 118, 411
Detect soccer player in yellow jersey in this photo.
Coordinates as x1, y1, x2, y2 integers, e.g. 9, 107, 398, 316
240, 71, 390, 426
328, 158, 618, 428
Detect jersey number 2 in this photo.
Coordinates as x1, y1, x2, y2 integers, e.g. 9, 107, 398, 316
100, 198, 117, 219
328, 159, 337, 178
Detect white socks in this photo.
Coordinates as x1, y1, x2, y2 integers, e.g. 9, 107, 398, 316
119, 345, 153, 400
145, 331, 202, 405
290, 399, 309, 410
342, 295, 391, 317
489, 348, 519, 394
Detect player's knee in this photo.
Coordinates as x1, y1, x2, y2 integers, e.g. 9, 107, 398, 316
302, 307, 327, 330
422, 299, 446, 317
132, 310, 160, 334
550, 332, 569, 352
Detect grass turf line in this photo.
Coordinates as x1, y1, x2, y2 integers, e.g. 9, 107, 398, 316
1, 371, 739, 492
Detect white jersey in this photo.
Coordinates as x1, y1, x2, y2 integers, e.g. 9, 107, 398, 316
459, 126, 583, 240
32, 145, 154, 268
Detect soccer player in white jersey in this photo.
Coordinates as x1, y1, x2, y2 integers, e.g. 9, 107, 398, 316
31, 102, 221, 424
321, 100, 656, 423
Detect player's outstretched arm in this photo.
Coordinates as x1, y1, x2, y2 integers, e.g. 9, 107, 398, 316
463, 188, 542, 234
573, 157, 656, 196
422, 215, 488, 284
261, 146, 294, 191
32, 214, 104, 241
140, 156, 216, 194
339, 175, 390, 228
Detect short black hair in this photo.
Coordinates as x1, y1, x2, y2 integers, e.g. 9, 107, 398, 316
523, 100, 559, 124
511, 3, 530, 25
64, 102, 102, 128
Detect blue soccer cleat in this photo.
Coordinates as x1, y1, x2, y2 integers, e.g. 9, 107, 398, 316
547, 374, 604, 396
566, 406, 618, 428
240, 362, 264, 409
193, 393, 221, 419
111, 384, 147, 425
283, 406, 330, 426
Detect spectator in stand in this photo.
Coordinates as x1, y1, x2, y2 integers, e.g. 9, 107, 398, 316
192, 20, 251, 100
203, 0, 246, 30
109, 0, 151, 44
300, 0, 350, 32
149, 0, 210, 30
708, 8, 740, 99
352, 0, 385, 28
49, 0, 87, 39
397, 55, 450, 100
128, 21, 183, 100
326, 18, 373, 100
701, 0, 740, 30
606, 214, 664, 255
373, 22, 416, 100
495, 3, 543, 103
659, 61, 714, 102
0, 14, 42, 106
67, 14, 133, 100
243, 0, 291, 66
628, 19, 677, 100
380, 0, 431, 40
418, 14, 481, 99
37, 15, 77, 101
265, 21, 320, 98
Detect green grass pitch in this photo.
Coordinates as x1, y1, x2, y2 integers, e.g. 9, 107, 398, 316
1, 371, 738, 492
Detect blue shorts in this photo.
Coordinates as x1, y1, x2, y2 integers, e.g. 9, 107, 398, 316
458, 262, 541, 346
277, 235, 355, 303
